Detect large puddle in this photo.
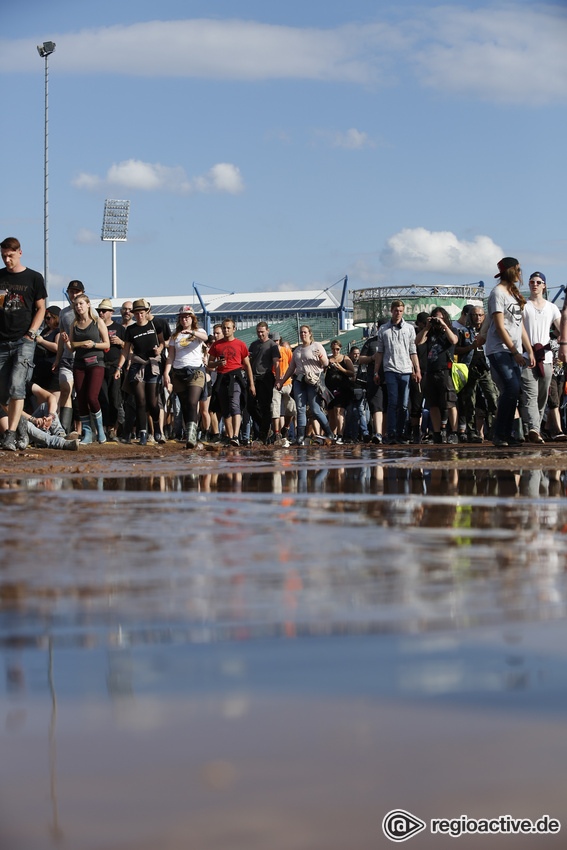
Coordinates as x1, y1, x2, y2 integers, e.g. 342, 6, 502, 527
1, 452, 566, 848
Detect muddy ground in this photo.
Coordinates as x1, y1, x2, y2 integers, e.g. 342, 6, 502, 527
1, 438, 567, 478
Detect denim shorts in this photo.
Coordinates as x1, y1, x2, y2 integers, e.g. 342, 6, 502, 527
0, 337, 36, 403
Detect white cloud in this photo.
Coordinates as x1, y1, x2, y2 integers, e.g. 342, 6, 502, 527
1, 7, 564, 104
413, 5, 567, 105
72, 159, 244, 195
333, 129, 375, 150
381, 228, 503, 275
74, 228, 99, 245
1, 19, 396, 84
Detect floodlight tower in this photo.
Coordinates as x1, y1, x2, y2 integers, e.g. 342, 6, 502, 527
37, 41, 56, 300
101, 200, 130, 298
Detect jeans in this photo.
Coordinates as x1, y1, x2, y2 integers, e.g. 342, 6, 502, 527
384, 371, 410, 437
488, 351, 522, 440
0, 337, 36, 403
520, 363, 552, 433
345, 391, 369, 439
292, 378, 332, 436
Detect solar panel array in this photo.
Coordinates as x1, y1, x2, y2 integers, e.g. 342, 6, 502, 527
211, 298, 326, 312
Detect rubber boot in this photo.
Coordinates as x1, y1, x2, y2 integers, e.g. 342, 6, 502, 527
93, 410, 106, 443
186, 421, 198, 449
139, 430, 148, 446
59, 406, 74, 435
80, 415, 93, 444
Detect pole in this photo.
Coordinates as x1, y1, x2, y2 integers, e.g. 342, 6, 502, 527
43, 53, 49, 301
112, 241, 117, 299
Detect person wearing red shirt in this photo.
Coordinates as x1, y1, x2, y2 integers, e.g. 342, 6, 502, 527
208, 318, 255, 446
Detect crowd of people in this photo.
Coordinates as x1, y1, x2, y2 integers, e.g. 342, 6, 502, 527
0, 238, 566, 451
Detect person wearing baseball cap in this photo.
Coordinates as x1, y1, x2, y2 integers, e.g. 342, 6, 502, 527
484, 258, 534, 446
96, 299, 125, 441
52, 280, 87, 436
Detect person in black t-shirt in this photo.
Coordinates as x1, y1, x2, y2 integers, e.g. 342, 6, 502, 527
0, 237, 47, 451
247, 321, 280, 443
115, 299, 165, 445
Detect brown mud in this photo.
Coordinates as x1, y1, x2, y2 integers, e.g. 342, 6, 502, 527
1, 438, 567, 478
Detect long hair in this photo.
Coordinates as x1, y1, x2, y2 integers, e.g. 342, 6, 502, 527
73, 295, 98, 325
172, 312, 198, 340
299, 324, 314, 344
499, 265, 526, 309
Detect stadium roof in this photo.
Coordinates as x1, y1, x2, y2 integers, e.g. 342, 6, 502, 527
49, 288, 345, 316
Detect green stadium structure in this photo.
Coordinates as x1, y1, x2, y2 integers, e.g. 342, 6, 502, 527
352, 283, 486, 324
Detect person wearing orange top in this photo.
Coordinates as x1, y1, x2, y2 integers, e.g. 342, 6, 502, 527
270, 332, 296, 444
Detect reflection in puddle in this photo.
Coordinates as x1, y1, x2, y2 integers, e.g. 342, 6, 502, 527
2, 456, 567, 849
1, 464, 567, 497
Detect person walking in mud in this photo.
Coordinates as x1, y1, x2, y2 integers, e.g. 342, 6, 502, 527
163, 306, 208, 449
207, 318, 255, 447
0, 237, 47, 451
484, 257, 534, 447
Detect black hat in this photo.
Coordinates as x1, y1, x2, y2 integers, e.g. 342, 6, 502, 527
494, 258, 519, 278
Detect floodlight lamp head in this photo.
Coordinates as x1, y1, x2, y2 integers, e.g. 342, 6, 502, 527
37, 42, 56, 58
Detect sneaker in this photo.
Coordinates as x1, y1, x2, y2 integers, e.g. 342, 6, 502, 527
280, 438, 290, 448
383, 433, 397, 445
371, 434, 382, 444
458, 432, 468, 443
528, 429, 545, 445
295, 437, 305, 446
107, 429, 119, 443
147, 434, 156, 445
2, 430, 17, 452
551, 432, 567, 442
335, 436, 343, 445
156, 433, 167, 444
447, 433, 459, 444
229, 436, 240, 447
467, 431, 483, 443
63, 439, 80, 451
209, 433, 221, 443
362, 433, 372, 443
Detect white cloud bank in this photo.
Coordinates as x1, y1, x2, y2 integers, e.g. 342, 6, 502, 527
381, 228, 503, 275
72, 160, 244, 195
2, 6, 565, 103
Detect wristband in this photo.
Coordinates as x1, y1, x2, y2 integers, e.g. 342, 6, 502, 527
560, 341, 567, 345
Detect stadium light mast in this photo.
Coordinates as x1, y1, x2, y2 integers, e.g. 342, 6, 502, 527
101, 200, 130, 298
37, 41, 56, 301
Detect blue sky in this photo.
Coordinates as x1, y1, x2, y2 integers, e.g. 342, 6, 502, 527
2, 0, 566, 303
